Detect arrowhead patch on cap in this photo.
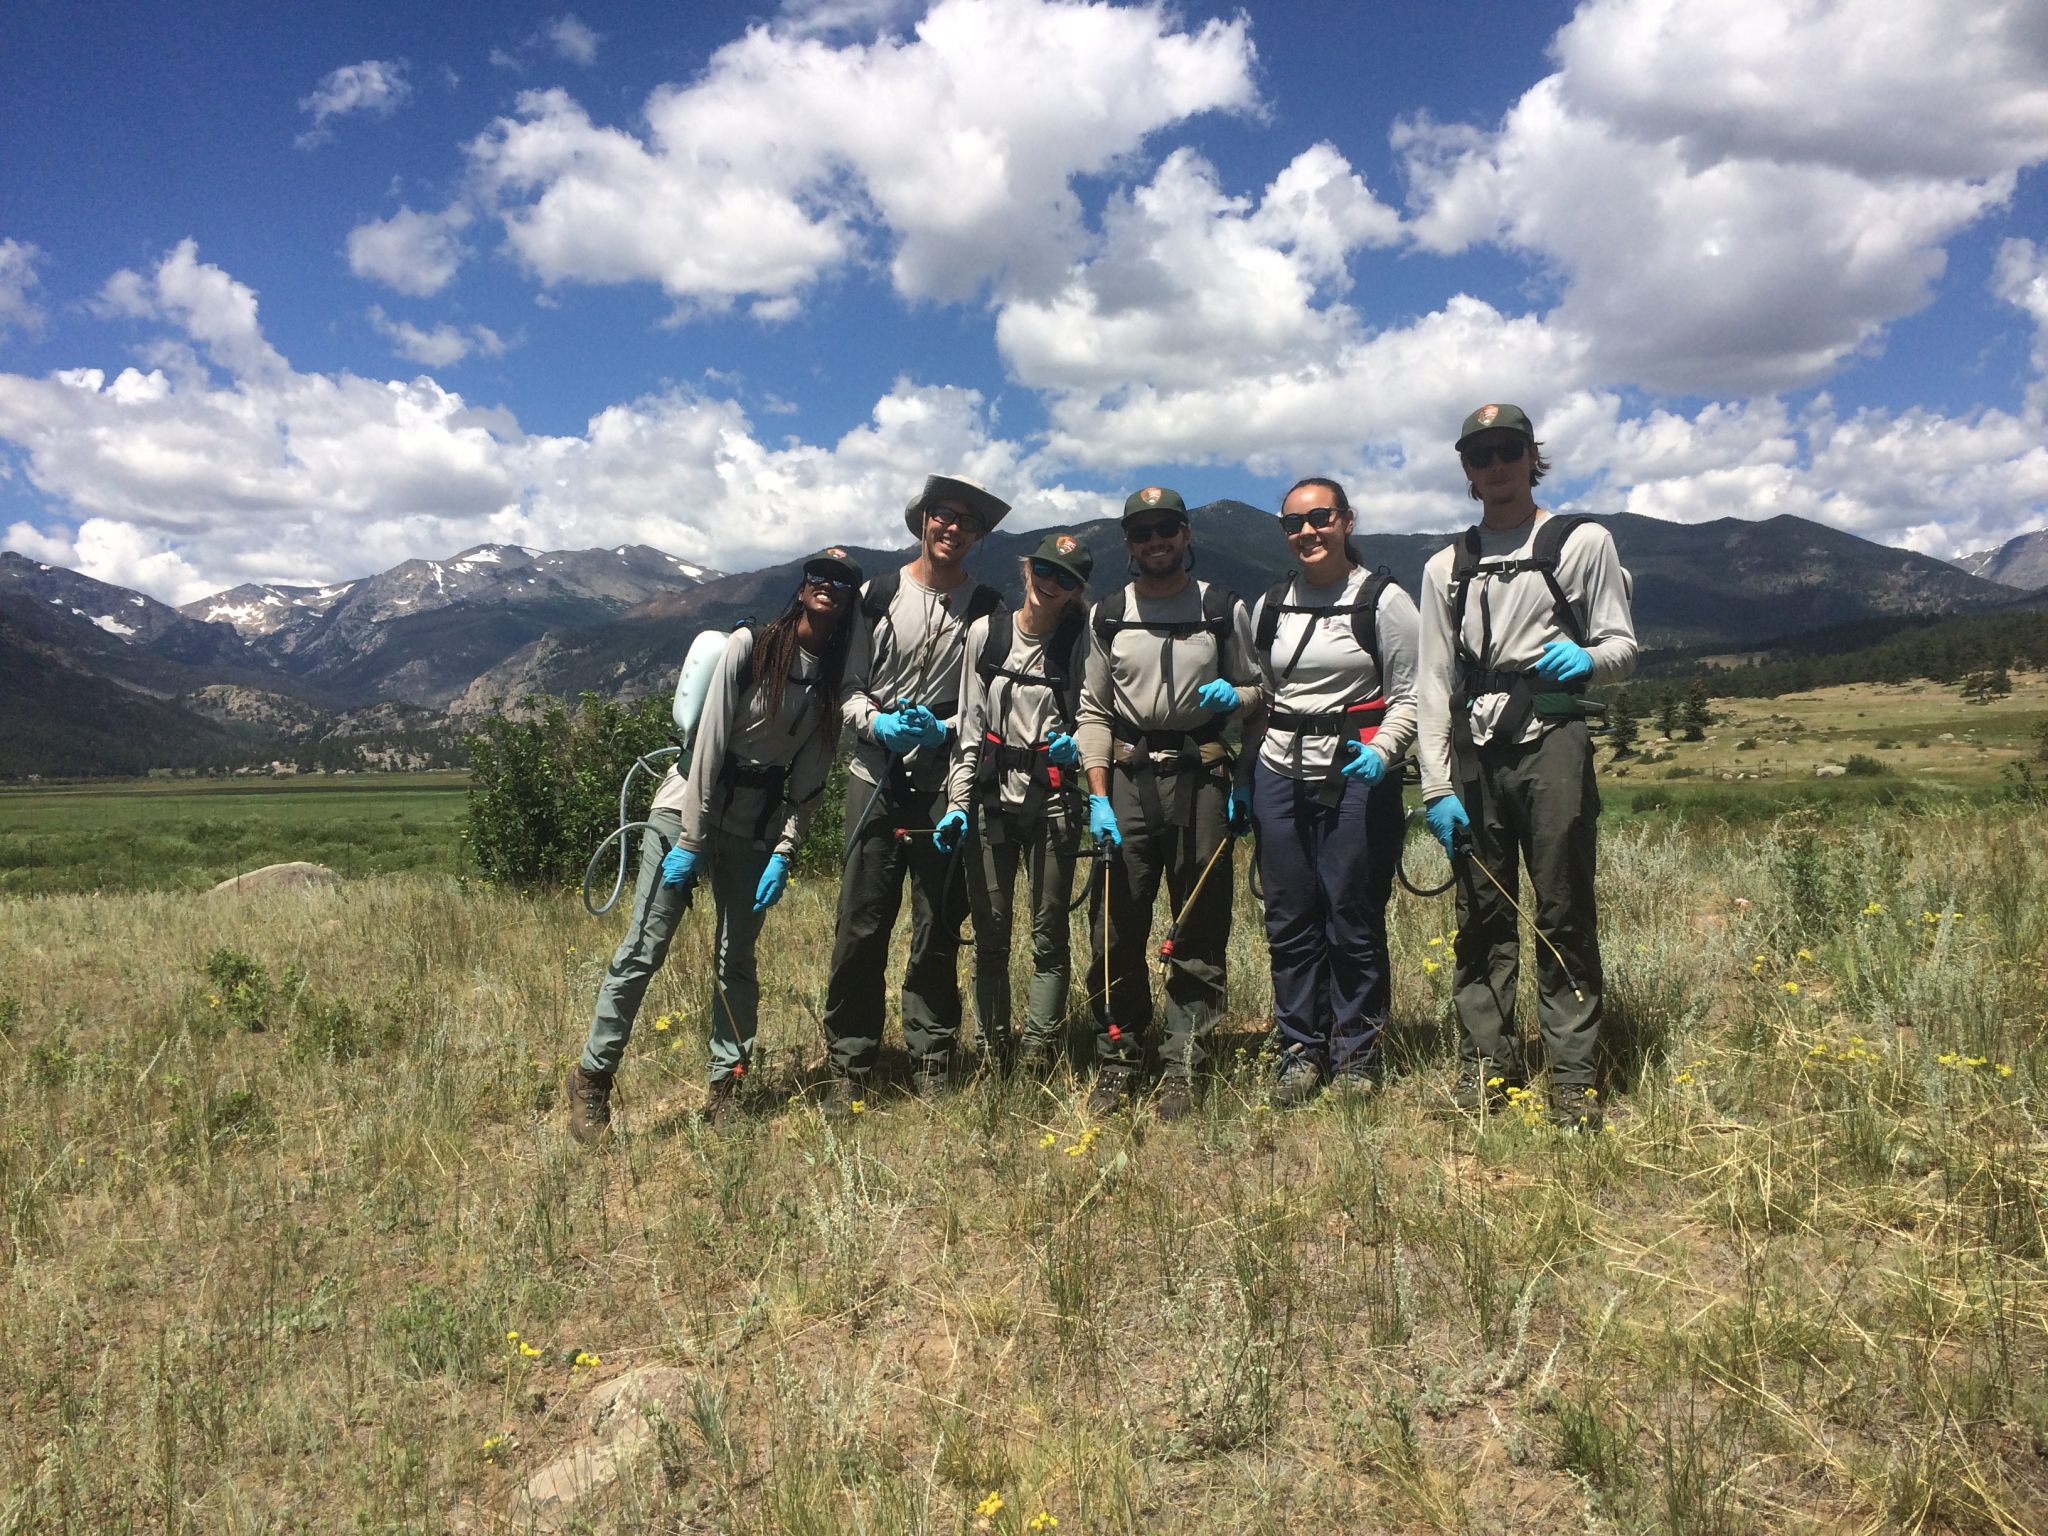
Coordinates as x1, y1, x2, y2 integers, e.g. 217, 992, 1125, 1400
1055, 535, 1079, 554
1476, 404, 1499, 427
825, 547, 848, 559
1139, 486, 1163, 505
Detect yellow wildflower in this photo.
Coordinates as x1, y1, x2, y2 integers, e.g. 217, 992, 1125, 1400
850, 1100, 866, 1114
1038, 1133, 1056, 1149
1427, 937, 1442, 947
1422, 959, 1440, 975
1783, 981, 1800, 995
572, 1351, 601, 1369
1796, 949, 1813, 961
1029, 1515, 1060, 1532
975, 1492, 1005, 1519
1997, 1064, 2014, 1078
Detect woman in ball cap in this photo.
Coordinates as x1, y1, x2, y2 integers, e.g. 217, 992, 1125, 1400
934, 531, 1095, 1074
566, 548, 861, 1142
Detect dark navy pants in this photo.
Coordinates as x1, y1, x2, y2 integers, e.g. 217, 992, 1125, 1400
1252, 757, 1404, 1075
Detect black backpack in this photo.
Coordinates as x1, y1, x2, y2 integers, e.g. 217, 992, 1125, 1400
975, 606, 1087, 732
1253, 567, 1393, 684
860, 566, 1003, 628
1447, 513, 1596, 658
1090, 579, 1236, 651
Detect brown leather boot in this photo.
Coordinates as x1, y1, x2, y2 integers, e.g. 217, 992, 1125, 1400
705, 1075, 741, 1132
567, 1064, 614, 1146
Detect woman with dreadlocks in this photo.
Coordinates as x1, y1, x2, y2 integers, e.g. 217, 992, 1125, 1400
567, 548, 861, 1141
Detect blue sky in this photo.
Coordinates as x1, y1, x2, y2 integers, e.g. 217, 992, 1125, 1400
1, 0, 2045, 601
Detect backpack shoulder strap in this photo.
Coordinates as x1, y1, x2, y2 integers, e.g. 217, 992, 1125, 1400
1050, 605, 1087, 680
1531, 515, 1596, 646
1352, 568, 1392, 680
1253, 578, 1292, 656
974, 609, 1013, 684
965, 581, 1004, 623
1199, 580, 1236, 637
1448, 527, 1485, 658
860, 567, 900, 624
1090, 584, 1129, 648
732, 618, 760, 695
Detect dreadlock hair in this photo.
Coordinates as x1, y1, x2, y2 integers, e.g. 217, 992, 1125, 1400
749, 581, 854, 749
1466, 441, 1551, 500
1283, 475, 1365, 568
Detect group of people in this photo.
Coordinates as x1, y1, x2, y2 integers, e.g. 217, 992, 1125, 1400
564, 402, 1639, 1141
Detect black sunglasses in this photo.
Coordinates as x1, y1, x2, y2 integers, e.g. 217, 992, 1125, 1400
1125, 515, 1187, 544
1460, 439, 1528, 470
925, 506, 984, 533
1029, 559, 1081, 591
1278, 506, 1341, 535
803, 569, 855, 591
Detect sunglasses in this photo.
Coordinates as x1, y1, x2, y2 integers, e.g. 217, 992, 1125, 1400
1278, 506, 1341, 535
803, 570, 855, 591
1460, 439, 1528, 470
925, 506, 984, 534
1029, 559, 1081, 591
1125, 515, 1187, 544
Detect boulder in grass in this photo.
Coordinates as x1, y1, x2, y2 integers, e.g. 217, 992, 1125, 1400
512, 1366, 695, 1531
210, 862, 342, 896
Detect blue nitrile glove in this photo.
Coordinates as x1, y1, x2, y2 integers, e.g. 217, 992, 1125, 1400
872, 710, 922, 753
752, 853, 790, 912
1045, 729, 1080, 767
932, 809, 968, 852
917, 708, 951, 747
1341, 739, 1386, 784
1087, 794, 1121, 846
1534, 638, 1593, 685
660, 845, 701, 888
1228, 783, 1252, 838
1424, 794, 1470, 858
1196, 678, 1240, 713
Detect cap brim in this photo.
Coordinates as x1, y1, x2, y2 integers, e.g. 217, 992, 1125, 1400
1455, 425, 1535, 451
906, 476, 1010, 538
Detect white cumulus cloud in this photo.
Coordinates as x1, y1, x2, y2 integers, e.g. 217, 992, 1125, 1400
368, 307, 508, 367
347, 204, 474, 296
545, 14, 602, 65
463, 0, 1258, 310
0, 239, 45, 341
298, 59, 413, 148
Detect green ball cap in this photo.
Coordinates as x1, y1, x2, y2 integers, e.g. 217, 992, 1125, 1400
803, 546, 864, 586
1456, 402, 1537, 449
1029, 531, 1094, 585
1120, 484, 1188, 522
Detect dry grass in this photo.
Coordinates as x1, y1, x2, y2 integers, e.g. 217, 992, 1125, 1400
3, 804, 2047, 1533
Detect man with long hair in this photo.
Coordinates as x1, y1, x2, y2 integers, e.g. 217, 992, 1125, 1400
822, 474, 1008, 1113
567, 549, 859, 1142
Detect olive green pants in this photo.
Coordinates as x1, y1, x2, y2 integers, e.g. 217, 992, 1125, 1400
1089, 762, 1233, 1079
964, 799, 1082, 1055
1451, 720, 1604, 1090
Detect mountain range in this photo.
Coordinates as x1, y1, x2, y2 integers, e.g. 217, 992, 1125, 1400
0, 509, 2033, 778
1953, 528, 2048, 590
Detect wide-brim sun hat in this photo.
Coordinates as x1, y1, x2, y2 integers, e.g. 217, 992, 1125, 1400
904, 473, 1010, 538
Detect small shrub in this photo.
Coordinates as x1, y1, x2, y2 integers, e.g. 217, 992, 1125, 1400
291, 994, 372, 1063
1843, 754, 1890, 777
204, 948, 272, 1031
1734, 738, 1756, 751
378, 1284, 490, 1382
0, 995, 19, 1039
1874, 737, 1898, 750
206, 1087, 275, 1148
1663, 766, 1700, 780
27, 1029, 74, 1088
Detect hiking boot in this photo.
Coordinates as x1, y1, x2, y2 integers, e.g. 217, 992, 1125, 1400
567, 1064, 614, 1146
1086, 1063, 1136, 1117
1445, 1059, 1517, 1115
1015, 1035, 1057, 1077
1269, 1053, 1323, 1110
1548, 1085, 1605, 1133
705, 1075, 742, 1132
1328, 1066, 1381, 1103
912, 1055, 954, 1102
823, 1071, 873, 1121
1153, 1074, 1196, 1123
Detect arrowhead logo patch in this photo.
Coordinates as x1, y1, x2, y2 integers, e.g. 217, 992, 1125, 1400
1055, 535, 1079, 554
1139, 486, 1163, 505
1475, 404, 1499, 427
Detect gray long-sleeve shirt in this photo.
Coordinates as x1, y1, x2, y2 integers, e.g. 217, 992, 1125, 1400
944, 610, 1086, 814
652, 626, 835, 857
839, 566, 1002, 794
1416, 512, 1638, 800
1075, 578, 1264, 772
1248, 567, 1420, 779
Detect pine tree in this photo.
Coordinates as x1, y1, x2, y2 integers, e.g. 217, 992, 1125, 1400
1683, 676, 1712, 741
1608, 688, 1639, 758
1656, 689, 1680, 739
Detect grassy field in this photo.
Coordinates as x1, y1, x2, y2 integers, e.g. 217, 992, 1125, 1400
2, 766, 2046, 1531
1601, 672, 2048, 822
0, 773, 471, 896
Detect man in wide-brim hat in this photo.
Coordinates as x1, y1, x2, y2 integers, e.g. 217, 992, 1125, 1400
819, 472, 1012, 1113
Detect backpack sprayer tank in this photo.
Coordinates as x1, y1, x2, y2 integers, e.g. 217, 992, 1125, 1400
582, 627, 731, 917
672, 628, 730, 757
